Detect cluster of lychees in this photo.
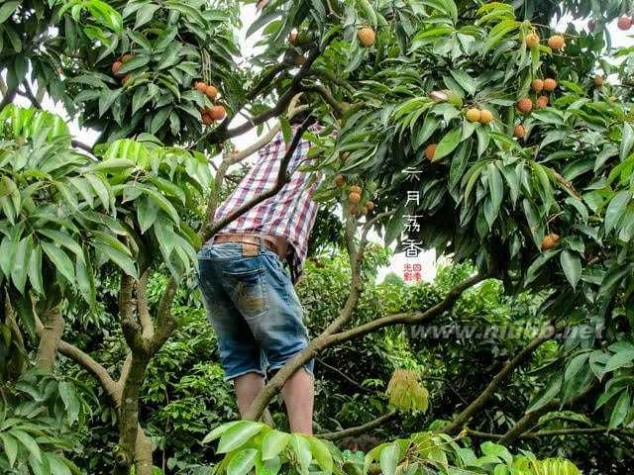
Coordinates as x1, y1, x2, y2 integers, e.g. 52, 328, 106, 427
111, 53, 135, 85
194, 81, 226, 126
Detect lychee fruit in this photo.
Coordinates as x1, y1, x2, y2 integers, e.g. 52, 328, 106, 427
516, 98, 533, 114
209, 105, 226, 121
531, 79, 544, 93
617, 16, 632, 31
514, 124, 526, 139
525, 33, 540, 49
536, 95, 549, 108
543, 78, 558, 91
479, 109, 494, 124
540, 233, 560, 250
425, 143, 437, 161
357, 27, 376, 47
205, 85, 218, 99
466, 108, 481, 122
548, 35, 565, 50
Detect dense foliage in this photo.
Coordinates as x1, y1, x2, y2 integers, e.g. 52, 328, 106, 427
1, 0, 633, 474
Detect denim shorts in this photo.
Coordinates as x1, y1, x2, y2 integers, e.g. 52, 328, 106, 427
197, 241, 314, 381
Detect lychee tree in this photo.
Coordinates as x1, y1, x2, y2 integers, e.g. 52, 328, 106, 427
240, 0, 634, 456
1, 0, 634, 474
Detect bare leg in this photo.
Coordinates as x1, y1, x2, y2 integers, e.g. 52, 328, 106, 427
281, 369, 314, 435
234, 373, 265, 417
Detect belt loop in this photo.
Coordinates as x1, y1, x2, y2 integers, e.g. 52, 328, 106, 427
258, 235, 265, 253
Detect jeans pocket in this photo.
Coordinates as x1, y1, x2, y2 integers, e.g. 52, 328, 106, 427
222, 268, 269, 319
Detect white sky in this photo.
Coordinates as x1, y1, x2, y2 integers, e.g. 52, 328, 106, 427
14, 7, 633, 284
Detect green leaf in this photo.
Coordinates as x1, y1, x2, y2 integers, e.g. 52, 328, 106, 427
202, 421, 242, 445
290, 435, 312, 473
135, 3, 160, 29
150, 108, 172, 134
156, 46, 182, 70
433, 128, 462, 160
11, 237, 30, 293
609, 390, 630, 428
528, 378, 562, 412
565, 353, 590, 381
255, 454, 282, 475
93, 241, 138, 278
603, 350, 634, 373
0, 433, 18, 467
0, 235, 16, 277
605, 190, 630, 234
449, 69, 477, 96
136, 196, 159, 234
475, 126, 490, 157
41, 242, 75, 285
92, 158, 135, 173
560, 250, 582, 290
58, 381, 81, 425
309, 438, 333, 474
37, 229, 83, 259
98, 88, 123, 117
141, 185, 180, 224
27, 245, 44, 294
621, 123, 634, 160
261, 430, 291, 461
46, 454, 72, 475
480, 442, 512, 465
227, 448, 258, 475
217, 421, 265, 454
117, 55, 151, 75
76, 254, 96, 305
379, 443, 400, 475
12, 430, 41, 463
0, 2, 18, 23
84, 174, 112, 210
488, 163, 504, 218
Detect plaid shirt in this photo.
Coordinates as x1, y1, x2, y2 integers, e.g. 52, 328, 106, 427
213, 127, 320, 282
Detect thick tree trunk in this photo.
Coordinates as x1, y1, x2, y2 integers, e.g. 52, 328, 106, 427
114, 354, 150, 474
36, 307, 64, 371
135, 429, 154, 475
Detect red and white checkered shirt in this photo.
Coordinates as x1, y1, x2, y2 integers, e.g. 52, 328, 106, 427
213, 127, 320, 282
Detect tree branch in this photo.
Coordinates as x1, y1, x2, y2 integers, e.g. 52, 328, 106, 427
209, 63, 287, 140
0, 86, 17, 112
21, 80, 42, 109
136, 271, 154, 340
205, 49, 320, 144
35, 306, 65, 371
120, 274, 148, 354
229, 102, 309, 164
72, 139, 96, 155
466, 427, 634, 440
302, 84, 344, 116
499, 381, 599, 445
441, 326, 562, 434
245, 265, 485, 421
319, 411, 398, 441
325, 273, 487, 346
